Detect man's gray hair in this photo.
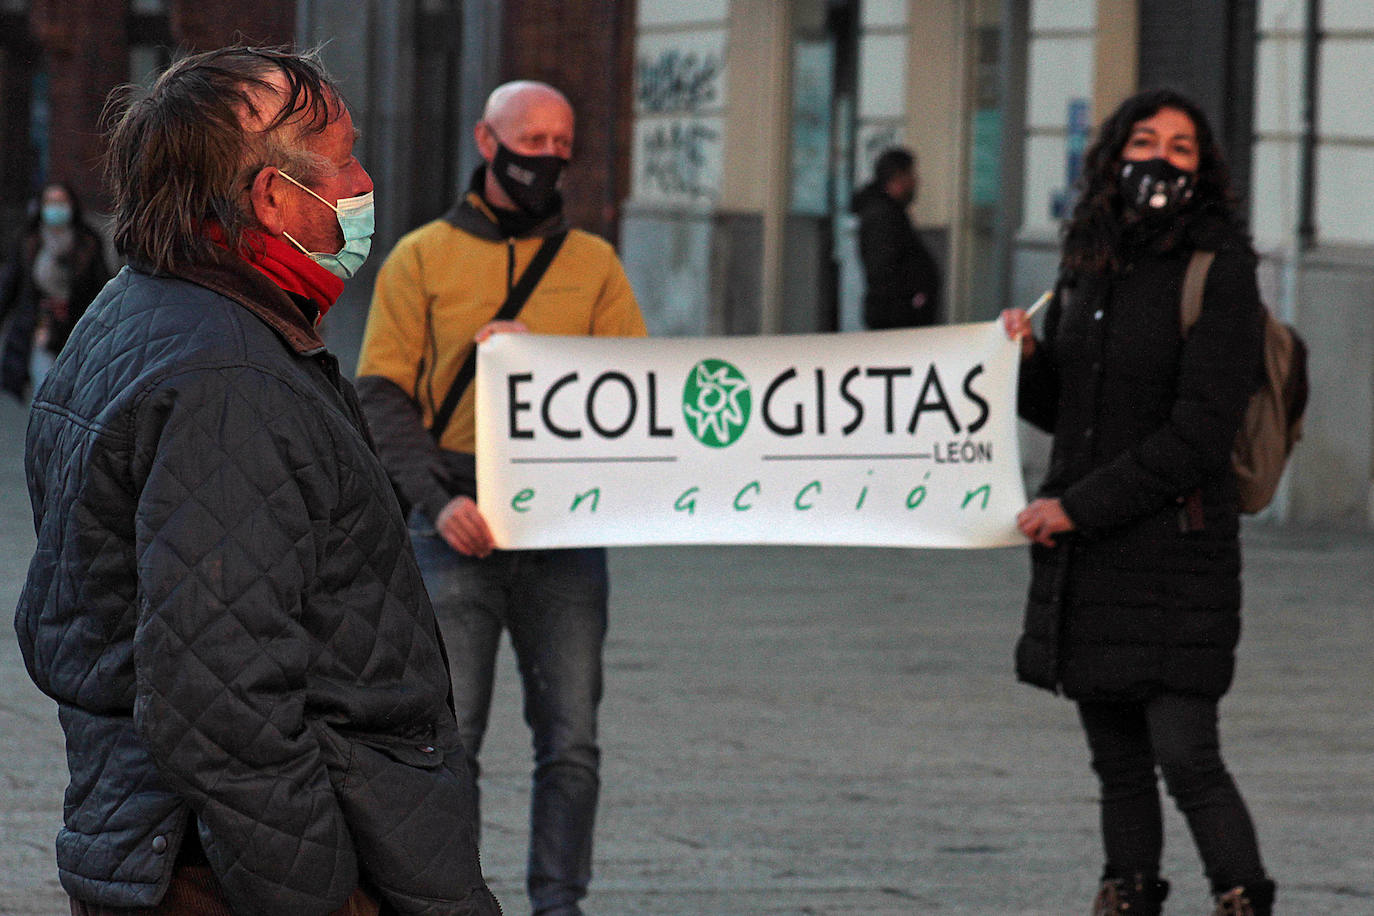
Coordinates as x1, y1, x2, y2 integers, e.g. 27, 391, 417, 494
103, 45, 340, 272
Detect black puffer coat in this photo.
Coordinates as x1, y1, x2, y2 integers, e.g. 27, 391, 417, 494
16, 257, 499, 915
1015, 215, 1265, 700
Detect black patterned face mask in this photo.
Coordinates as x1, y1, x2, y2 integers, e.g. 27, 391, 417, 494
491, 139, 568, 217
1118, 157, 1196, 214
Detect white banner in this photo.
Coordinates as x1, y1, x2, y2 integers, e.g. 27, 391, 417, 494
476, 322, 1028, 549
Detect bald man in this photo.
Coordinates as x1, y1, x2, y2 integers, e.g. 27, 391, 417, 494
357, 81, 646, 916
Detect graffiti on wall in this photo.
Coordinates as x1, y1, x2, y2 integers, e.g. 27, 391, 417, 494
635, 117, 723, 202
636, 49, 723, 114
633, 30, 726, 204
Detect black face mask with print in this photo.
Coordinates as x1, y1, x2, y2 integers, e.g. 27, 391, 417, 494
1118, 157, 1196, 215
491, 140, 568, 217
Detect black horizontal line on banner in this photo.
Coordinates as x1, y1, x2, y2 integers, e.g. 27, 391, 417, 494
762, 453, 933, 461
510, 456, 680, 464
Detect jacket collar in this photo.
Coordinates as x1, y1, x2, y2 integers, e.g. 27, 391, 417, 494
442, 165, 570, 241
147, 250, 328, 356
850, 181, 906, 216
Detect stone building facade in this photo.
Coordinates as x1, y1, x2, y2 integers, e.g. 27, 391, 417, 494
616, 0, 1373, 530
3, 0, 1369, 529
0, 0, 294, 231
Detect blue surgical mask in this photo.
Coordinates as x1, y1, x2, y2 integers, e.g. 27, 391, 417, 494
41, 202, 73, 227
278, 170, 375, 279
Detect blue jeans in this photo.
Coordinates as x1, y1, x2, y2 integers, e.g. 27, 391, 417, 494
411, 521, 607, 916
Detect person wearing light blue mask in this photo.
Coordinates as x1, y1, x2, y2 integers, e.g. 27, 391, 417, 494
276, 169, 375, 279
21, 46, 499, 916
0, 181, 110, 401
41, 200, 74, 227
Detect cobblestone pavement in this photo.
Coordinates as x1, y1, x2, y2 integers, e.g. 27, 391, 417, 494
1, 391, 1370, 915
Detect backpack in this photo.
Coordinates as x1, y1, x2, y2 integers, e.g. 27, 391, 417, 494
1179, 250, 1309, 513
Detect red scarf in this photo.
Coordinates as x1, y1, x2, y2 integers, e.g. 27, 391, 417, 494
205, 225, 344, 319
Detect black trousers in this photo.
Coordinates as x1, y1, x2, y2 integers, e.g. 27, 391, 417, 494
1077, 693, 1268, 892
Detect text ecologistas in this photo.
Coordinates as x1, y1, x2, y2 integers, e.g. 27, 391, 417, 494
504, 361, 994, 445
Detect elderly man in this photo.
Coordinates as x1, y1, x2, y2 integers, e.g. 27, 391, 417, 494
357, 80, 646, 916
16, 47, 498, 916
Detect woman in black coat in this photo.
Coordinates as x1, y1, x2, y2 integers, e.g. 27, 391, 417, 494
1001, 90, 1275, 916
0, 181, 110, 400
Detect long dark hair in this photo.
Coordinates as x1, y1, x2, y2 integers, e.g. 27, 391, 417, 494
1062, 88, 1244, 276
102, 46, 340, 272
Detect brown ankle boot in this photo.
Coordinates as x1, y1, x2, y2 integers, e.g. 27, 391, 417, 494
1211, 879, 1275, 916
1091, 873, 1170, 915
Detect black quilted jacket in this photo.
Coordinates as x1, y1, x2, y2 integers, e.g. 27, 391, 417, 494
16, 257, 499, 915
1014, 215, 1265, 700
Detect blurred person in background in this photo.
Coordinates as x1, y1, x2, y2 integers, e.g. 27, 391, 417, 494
852, 146, 940, 329
0, 180, 110, 400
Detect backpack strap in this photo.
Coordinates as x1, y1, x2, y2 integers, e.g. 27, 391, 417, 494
429, 230, 568, 443
1178, 249, 1216, 336
1176, 249, 1218, 529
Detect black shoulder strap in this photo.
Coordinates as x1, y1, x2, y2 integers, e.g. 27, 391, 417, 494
430, 231, 568, 442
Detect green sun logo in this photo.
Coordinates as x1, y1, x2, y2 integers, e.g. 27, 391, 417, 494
682, 359, 752, 448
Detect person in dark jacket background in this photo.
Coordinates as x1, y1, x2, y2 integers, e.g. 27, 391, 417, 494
1001, 89, 1275, 916
15, 46, 498, 916
0, 180, 109, 400
852, 146, 941, 329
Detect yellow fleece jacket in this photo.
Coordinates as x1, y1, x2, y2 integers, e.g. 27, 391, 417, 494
357, 199, 646, 458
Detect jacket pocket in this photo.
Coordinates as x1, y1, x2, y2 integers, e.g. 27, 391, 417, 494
345, 732, 447, 772
312, 724, 489, 912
